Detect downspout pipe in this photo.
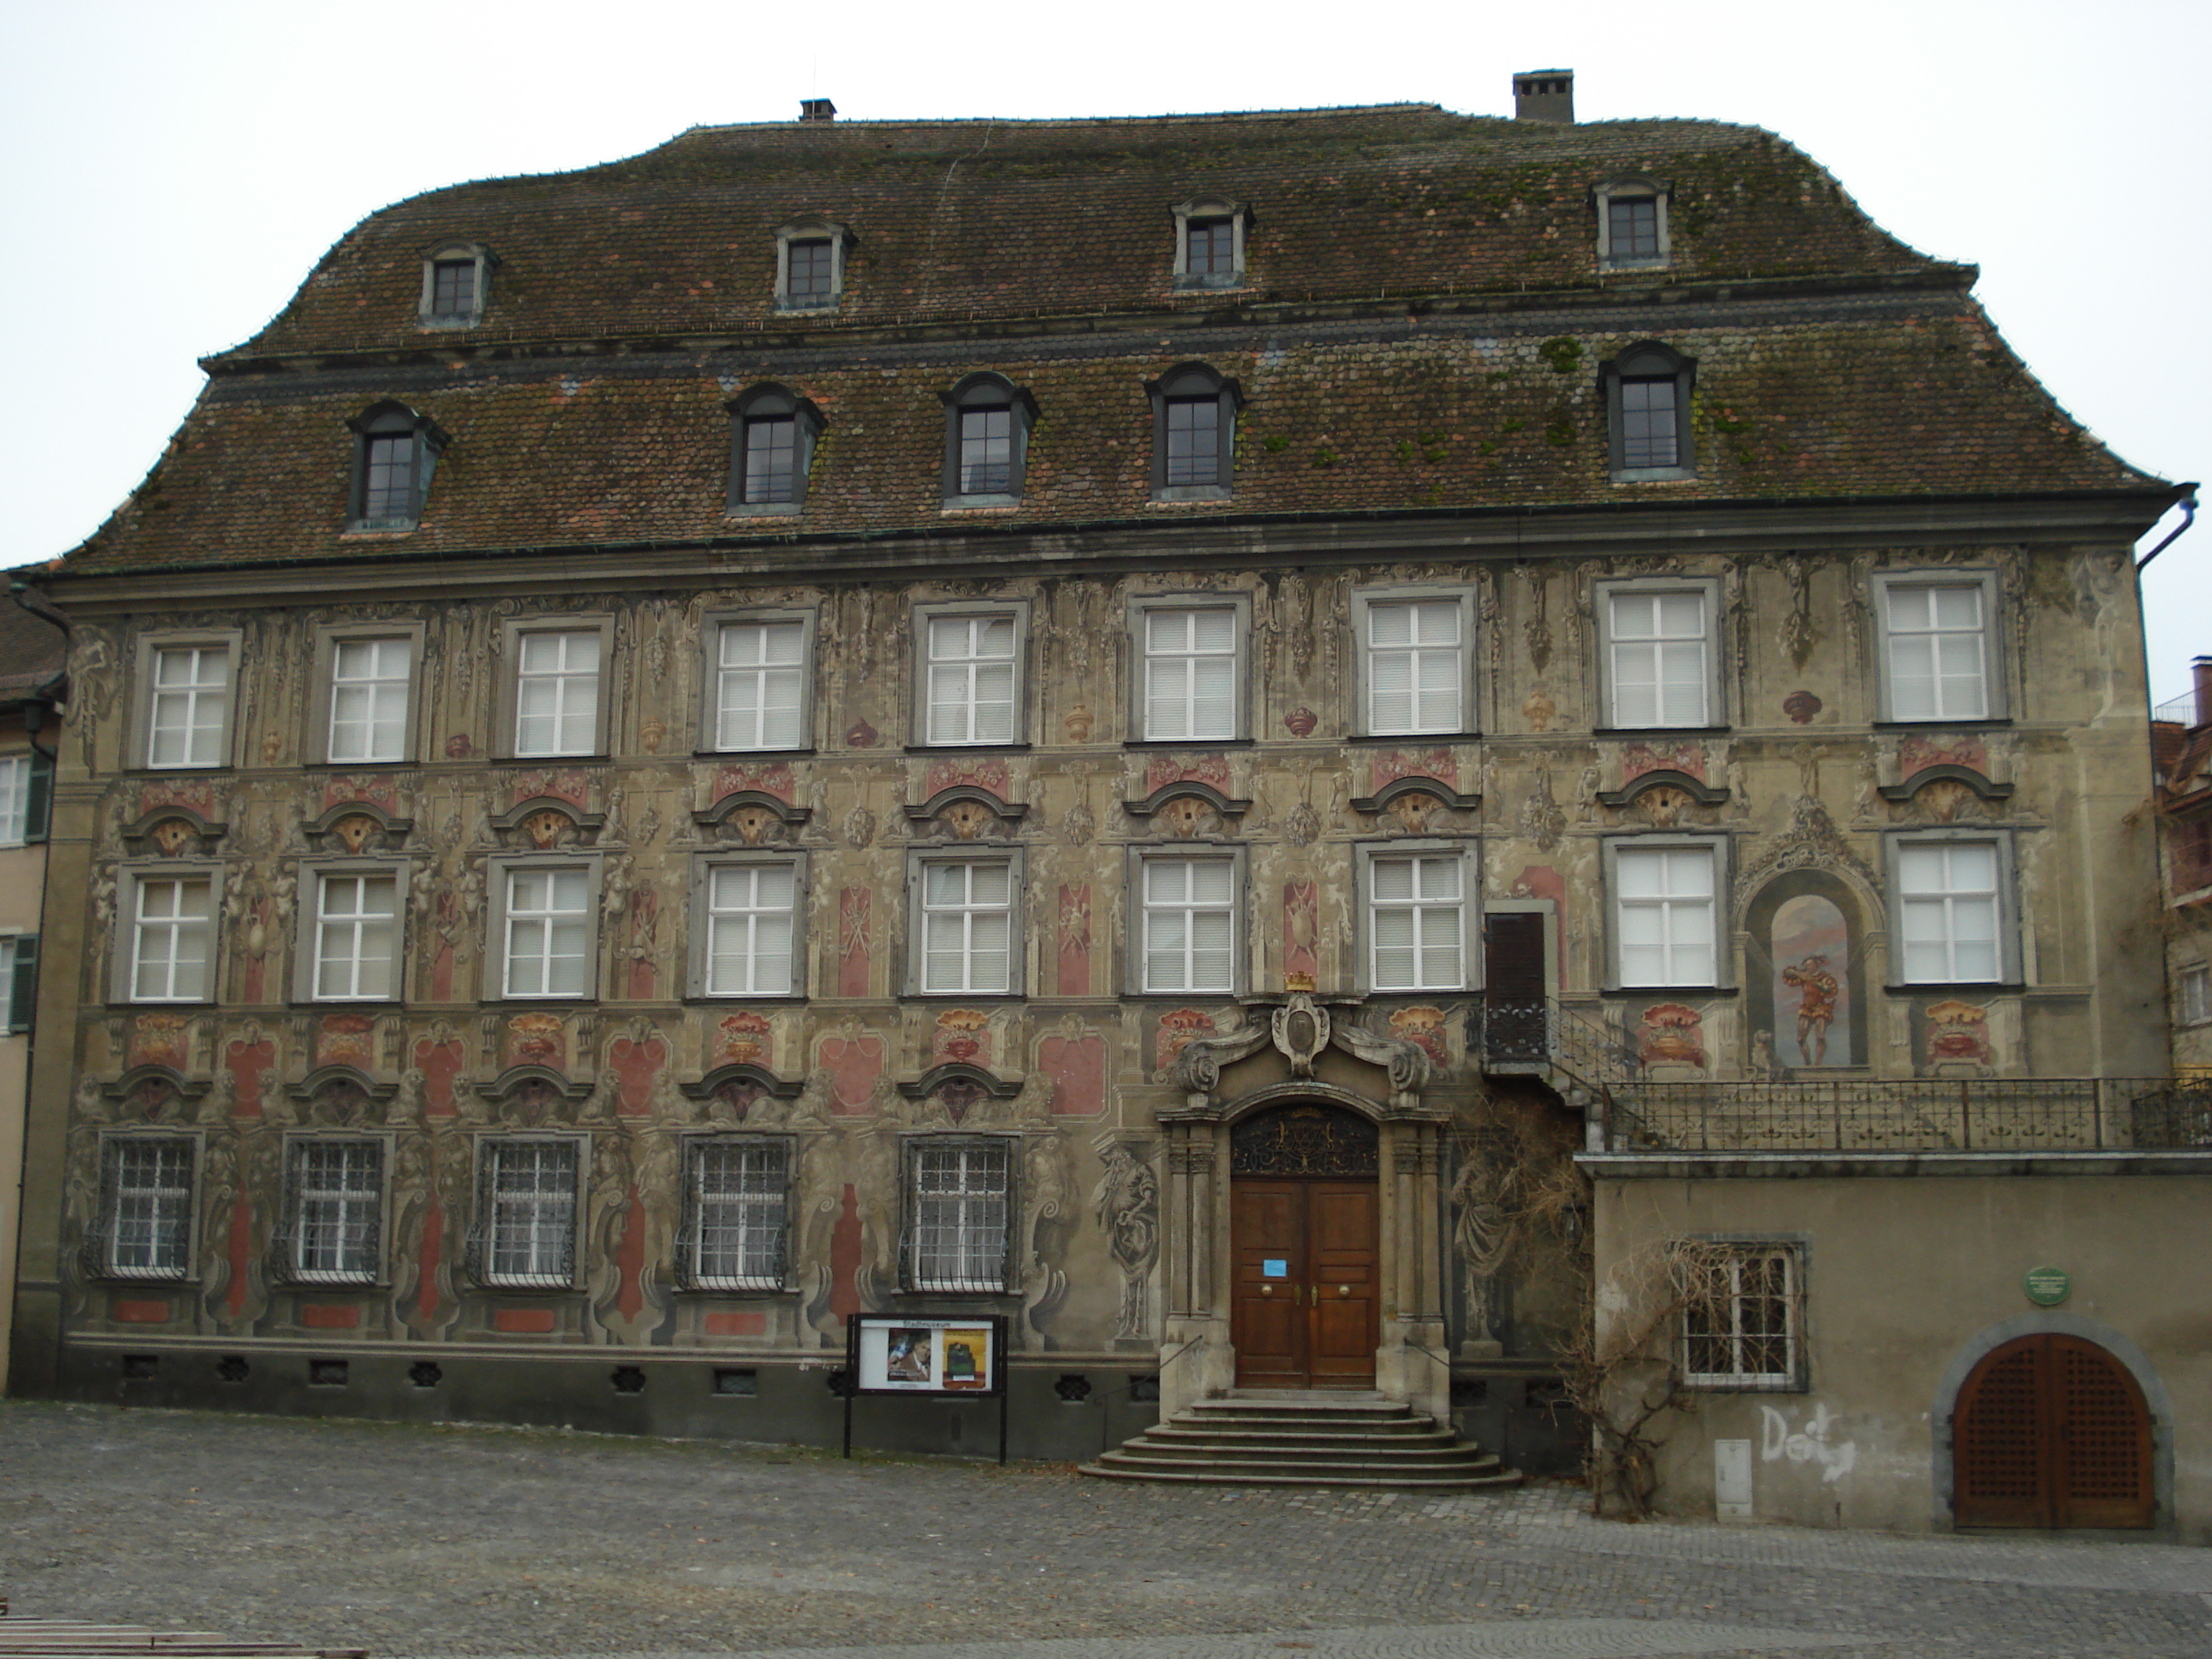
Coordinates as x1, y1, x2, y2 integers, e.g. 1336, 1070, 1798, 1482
2136, 485, 2200, 570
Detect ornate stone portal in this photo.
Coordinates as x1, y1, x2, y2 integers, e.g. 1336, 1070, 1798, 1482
1155, 992, 1452, 1421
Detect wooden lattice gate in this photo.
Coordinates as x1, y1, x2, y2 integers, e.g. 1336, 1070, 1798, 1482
1954, 1334, 2153, 1529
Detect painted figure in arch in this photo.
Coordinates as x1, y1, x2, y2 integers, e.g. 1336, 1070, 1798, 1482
1781, 954, 1840, 1068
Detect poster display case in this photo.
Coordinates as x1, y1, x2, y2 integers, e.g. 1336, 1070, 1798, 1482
843, 1314, 1010, 1460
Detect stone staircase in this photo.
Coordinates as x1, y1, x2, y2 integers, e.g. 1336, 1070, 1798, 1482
1078, 1390, 1524, 1490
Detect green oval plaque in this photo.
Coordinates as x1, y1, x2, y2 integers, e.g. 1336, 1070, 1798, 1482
2024, 1265, 2070, 1307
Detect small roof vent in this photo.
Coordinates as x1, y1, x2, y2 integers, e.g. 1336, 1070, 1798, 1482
799, 98, 837, 122
1512, 70, 1574, 123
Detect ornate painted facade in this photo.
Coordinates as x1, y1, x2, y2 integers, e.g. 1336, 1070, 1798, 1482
9, 84, 2194, 1493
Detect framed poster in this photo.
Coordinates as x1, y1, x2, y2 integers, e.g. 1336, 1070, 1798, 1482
850, 1314, 1006, 1396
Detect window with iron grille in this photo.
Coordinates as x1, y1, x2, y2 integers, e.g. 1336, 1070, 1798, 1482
91, 1136, 196, 1281
1682, 1244, 1802, 1390
280, 1138, 384, 1285
472, 1139, 580, 1289
680, 1138, 790, 1290
903, 1138, 1012, 1293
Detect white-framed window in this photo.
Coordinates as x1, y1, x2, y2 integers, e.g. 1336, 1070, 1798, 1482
141, 640, 234, 769
1891, 834, 2013, 985
494, 861, 598, 999
1141, 855, 1237, 994
1875, 574, 2002, 723
1355, 590, 1471, 736
679, 1136, 790, 1291
1606, 840, 1724, 989
1138, 601, 1241, 742
918, 606, 1023, 747
91, 1134, 197, 1282
2180, 963, 2212, 1027
124, 870, 216, 1003
307, 868, 403, 1002
913, 854, 1018, 995
326, 637, 413, 763
472, 1138, 580, 1289
707, 615, 810, 752
1682, 1242, 1802, 1390
0, 755, 27, 845
1362, 845, 1475, 993
1599, 580, 1721, 729
696, 857, 801, 997
902, 1137, 1013, 1293
280, 1137, 385, 1285
512, 629, 603, 758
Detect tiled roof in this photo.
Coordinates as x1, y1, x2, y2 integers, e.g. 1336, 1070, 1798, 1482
224, 107, 1943, 360
56, 104, 2173, 578
0, 596, 66, 699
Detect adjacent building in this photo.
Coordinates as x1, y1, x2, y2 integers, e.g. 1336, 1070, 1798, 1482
2155, 659, 2212, 1076
9, 77, 2200, 1528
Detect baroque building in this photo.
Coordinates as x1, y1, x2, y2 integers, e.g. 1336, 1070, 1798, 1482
11, 77, 2203, 1523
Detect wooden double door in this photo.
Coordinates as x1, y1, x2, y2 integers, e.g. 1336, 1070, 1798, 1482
1230, 1177, 1380, 1388
1954, 1334, 2154, 1529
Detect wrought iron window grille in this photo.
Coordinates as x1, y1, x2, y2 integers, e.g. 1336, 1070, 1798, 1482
466, 1138, 580, 1290
676, 1136, 791, 1292
273, 1137, 384, 1286
86, 1136, 195, 1281
899, 1136, 1015, 1294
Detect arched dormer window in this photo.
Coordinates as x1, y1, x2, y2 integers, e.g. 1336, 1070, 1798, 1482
1171, 199, 1249, 290
1599, 341, 1696, 482
1147, 363, 1241, 501
346, 402, 448, 531
940, 374, 1038, 507
773, 217, 852, 312
1594, 176, 1671, 271
726, 385, 824, 517
419, 242, 495, 327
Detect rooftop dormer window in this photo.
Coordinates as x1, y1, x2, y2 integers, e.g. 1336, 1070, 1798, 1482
1594, 177, 1671, 272
774, 218, 850, 312
418, 243, 494, 328
346, 401, 448, 531
940, 374, 1038, 508
727, 384, 824, 516
1601, 341, 1696, 482
1171, 199, 1248, 291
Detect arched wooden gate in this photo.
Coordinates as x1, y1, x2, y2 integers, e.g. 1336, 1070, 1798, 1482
1954, 1334, 2153, 1529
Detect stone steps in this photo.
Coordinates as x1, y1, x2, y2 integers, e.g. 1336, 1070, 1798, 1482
1078, 1390, 1524, 1491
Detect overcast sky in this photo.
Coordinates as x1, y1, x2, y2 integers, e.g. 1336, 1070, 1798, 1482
3, 0, 2203, 703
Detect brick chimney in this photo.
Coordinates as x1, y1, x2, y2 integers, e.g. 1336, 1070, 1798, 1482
799, 98, 836, 122
2194, 655, 2212, 728
1513, 70, 1574, 123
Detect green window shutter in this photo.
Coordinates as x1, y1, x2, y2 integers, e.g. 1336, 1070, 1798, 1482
7, 935, 37, 1033
24, 747, 53, 843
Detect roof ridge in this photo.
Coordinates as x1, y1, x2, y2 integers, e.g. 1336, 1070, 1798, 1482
683, 102, 1451, 135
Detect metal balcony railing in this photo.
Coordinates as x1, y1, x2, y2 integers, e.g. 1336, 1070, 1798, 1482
2154, 689, 2207, 727
1593, 1076, 2212, 1156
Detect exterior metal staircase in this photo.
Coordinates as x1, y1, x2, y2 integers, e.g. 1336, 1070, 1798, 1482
1077, 1390, 1525, 1490
1475, 995, 1646, 1145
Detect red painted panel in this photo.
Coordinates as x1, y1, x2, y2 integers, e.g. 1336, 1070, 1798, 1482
492, 1308, 557, 1334
112, 1300, 171, 1323
301, 1303, 362, 1330
703, 1310, 769, 1337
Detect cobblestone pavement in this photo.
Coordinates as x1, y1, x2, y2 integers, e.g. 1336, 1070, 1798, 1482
3, 1401, 2210, 1659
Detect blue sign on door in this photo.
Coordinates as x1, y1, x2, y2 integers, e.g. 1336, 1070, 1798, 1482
1263, 1259, 1289, 1277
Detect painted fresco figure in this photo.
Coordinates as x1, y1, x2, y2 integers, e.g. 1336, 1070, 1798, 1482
1781, 954, 1840, 1068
